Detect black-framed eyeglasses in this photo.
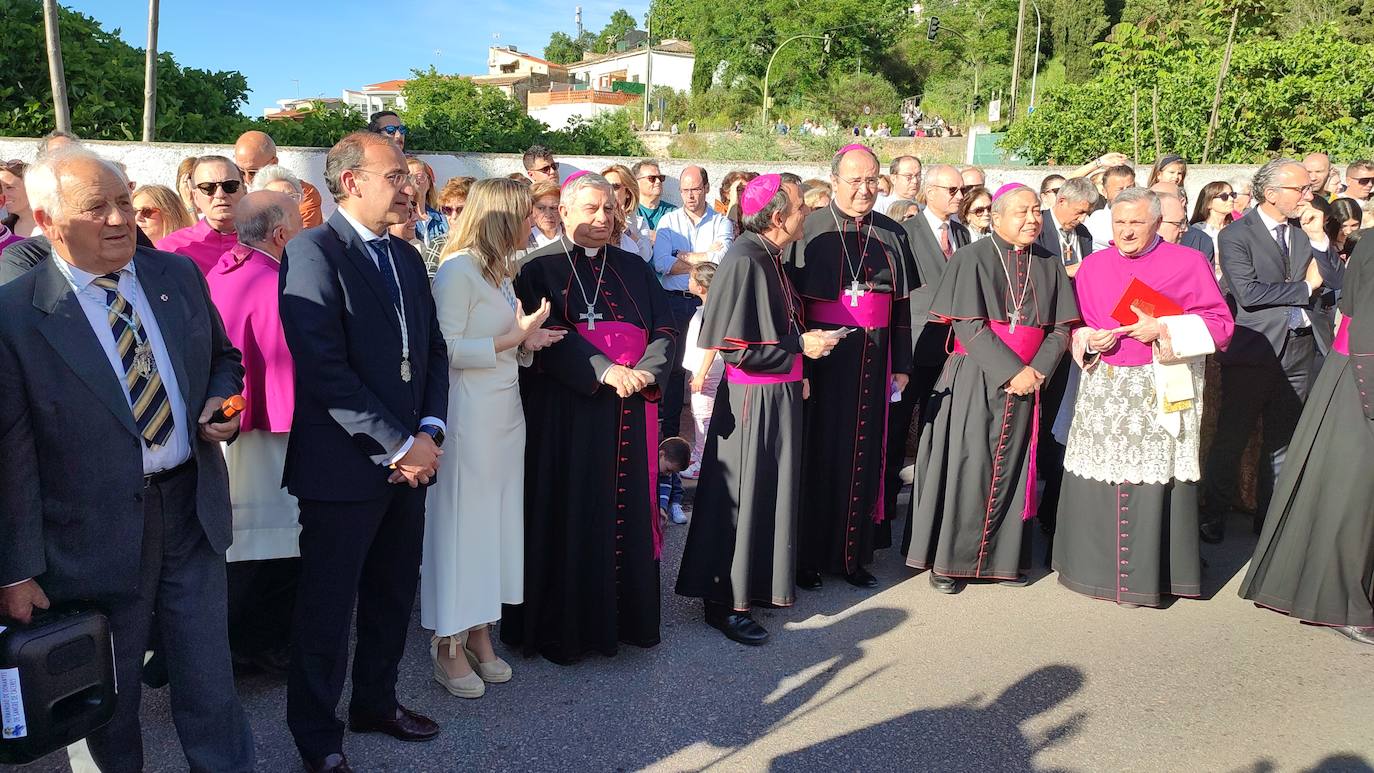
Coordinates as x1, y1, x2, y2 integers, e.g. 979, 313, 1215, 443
1214, 192, 1237, 201
1277, 184, 1314, 195
637, 174, 666, 183
379, 124, 409, 137
194, 180, 243, 196
1163, 218, 1188, 228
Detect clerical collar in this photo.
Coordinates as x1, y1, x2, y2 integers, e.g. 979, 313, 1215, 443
1119, 235, 1162, 259
990, 233, 1027, 254
562, 236, 601, 257
831, 202, 867, 225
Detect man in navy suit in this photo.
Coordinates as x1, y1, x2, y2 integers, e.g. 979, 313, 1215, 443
1202, 159, 1342, 543
1033, 176, 1097, 535
280, 132, 449, 773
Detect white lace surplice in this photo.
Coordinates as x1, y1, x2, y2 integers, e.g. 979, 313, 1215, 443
1062, 360, 1205, 485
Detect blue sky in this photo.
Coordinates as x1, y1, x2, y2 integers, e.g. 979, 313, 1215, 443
64, 0, 650, 116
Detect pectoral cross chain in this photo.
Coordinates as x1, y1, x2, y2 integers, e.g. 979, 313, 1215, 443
580, 303, 604, 330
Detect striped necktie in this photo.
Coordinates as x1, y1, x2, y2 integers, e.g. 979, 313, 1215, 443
92, 273, 174, 448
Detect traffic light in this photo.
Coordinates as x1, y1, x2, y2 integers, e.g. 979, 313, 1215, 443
926, 16, 940, 41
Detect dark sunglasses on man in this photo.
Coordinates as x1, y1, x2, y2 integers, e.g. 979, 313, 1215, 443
638, 174, 666, 184
1351, 176, 1374, 187
194, 180, 243, 196
379, 125, 409, 138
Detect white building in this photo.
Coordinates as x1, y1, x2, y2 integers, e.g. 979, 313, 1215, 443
566, 40, 695, 95
527, 89, 640, 130
341, 80, 408, 116
263, 97, 345, 119
486, 46, 568, 79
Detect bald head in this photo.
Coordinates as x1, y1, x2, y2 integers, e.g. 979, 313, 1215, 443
1149, 181, 1184, 203
235, 190, 302, 259
1157, 193, 1187, 244
680, 165, 709, 215
235, 131, 279, 184
1303, 152, 1331, 188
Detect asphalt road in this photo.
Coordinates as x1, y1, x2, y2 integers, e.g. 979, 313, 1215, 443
10, 504, 1372, 773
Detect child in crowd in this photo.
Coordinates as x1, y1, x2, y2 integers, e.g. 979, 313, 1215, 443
658, 437, 691, 525
682, 262, 722, 479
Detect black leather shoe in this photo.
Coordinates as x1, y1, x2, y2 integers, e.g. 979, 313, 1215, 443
303, 753, 353, 773
929, 573, 958, 594
348, 705, 440, 742
706, 606, 770, 646
1332, 625, 1374, 646
234, 646, 291, 678
796, 569, 823, 590
844, 567, 879, 588
998, 574, 1029, 587
1199, 520, 1225, 544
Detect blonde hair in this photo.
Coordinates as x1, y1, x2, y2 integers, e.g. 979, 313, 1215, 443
405, 157, 439, 210
600, 163, 640, 215
175, 156, 197, 213
530, 180, 560, 205
132, 184, 194, 238
438, 177, 533, 285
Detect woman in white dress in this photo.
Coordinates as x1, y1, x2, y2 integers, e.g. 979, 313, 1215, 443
424, 178, 565, 698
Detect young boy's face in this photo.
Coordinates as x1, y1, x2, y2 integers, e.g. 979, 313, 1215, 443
688, 276, 707, 299
659, 452, 683, 475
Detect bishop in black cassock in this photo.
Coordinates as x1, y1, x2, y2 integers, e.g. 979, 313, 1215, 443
500, 174, 675, 664
907, 185, 1078, 593
677, 175, 828, 645
784, 145, 919, 590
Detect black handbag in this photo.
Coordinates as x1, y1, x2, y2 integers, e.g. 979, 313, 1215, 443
0, 606, 116, 765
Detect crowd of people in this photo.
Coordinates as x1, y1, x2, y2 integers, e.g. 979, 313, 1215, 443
1, 116, 1372, 773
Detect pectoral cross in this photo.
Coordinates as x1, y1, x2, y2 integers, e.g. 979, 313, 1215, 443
580, 303, 604, 330
1009, 309, 1023, 335
844, 280, 867, 308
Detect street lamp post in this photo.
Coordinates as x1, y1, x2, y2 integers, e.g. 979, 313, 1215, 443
762, 33, 830, 128
1027, 0, 1042, 114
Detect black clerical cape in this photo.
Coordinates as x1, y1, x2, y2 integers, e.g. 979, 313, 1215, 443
906, 234, 1078, 579
501, 240, 675, 664
784, 203, 918, 575
676, 232, 806, 611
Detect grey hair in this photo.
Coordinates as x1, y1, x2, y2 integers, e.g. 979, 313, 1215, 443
324, 131, 385, 202
831, 145, 879, 176
24, 146, 127, 222
990, 185, 1037, 217
560, 172, 614, 207
249, 164, 303, 196
1253, 158, 1301, 204
741, 179, 797, 235
1228, 174, 1253, 193
236, 199, 289, 245
920, 164, 960, 194
1111, 187, 1163, 220
1057, 176, 1099, 204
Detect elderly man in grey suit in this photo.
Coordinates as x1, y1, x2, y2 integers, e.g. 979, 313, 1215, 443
1202, 158, 1342, 543
0, 148, 253, 772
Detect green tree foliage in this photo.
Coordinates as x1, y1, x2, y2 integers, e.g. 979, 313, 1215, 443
543, 31, 588, 64
259, 104, 368, 148
1001, 24, 1374, 163
1049, 0, 1110, 82
556, 111, 645, 156
595, 10, 640, 53
825, 72, 902, 129
545, 9, 640, 64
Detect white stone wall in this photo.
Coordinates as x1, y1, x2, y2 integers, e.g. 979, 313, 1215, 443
0, 136, 1264, 217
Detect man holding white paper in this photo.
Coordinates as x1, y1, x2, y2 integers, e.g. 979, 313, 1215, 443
1052, 188, 1234, 608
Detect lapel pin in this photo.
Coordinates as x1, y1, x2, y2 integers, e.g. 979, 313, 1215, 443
160, 294, 169, 301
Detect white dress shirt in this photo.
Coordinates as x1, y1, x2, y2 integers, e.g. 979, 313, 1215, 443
652, 206, 734, 292
336, 207, 446, 464
1085, 206, 1114, 252
53, 256, 191, 474
922, 206, 953, 256
531, 226, 562, 249
1254, 207, 1319, 328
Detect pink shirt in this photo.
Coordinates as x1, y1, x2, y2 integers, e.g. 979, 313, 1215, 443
157, 219, 238, 275
206, 244, 294, 433
1074, 238, 1234, 366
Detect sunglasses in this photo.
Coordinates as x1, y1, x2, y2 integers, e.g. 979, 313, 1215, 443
1214, 192, 1237, 201
379, 125, 409, 137
194, 180, 243, 196
441, 205, 464, 217
959, 185, 977, 195
969, 206, 990, 216
933, 185, 965, 197
638, 174, 666, 183
1352, 176, 1374, 187
136, 207, 160, 219
528, 163, 557, 176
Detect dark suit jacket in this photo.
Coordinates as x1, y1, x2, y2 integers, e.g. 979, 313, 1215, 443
904, 209, 969, 366
279, 210, 448, 502
1181, 226, 1217, 266
1218, 207, 1344, 364
0, 248, 243, 600
1, 231, 154, 285
1035, 208, 1094, 267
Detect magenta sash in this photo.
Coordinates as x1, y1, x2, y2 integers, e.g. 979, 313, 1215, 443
952, 321, 1047, 522
575, 321, 662, 559
806, 292, 892, 329
725, 355, 803, 384
1334, 317, 1352, 356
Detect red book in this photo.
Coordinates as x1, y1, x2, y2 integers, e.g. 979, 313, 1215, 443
1111, 277, 1184, 326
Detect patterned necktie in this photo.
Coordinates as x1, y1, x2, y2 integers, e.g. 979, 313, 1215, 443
368, 238, 403, 311
1062, 230, 1075, 266
939, 222, 953, 259
1274, 224, 1304, 328
92, 273, 174, 448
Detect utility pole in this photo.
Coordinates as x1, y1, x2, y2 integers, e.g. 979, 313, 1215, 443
1009, 0, 1026, 116
142, 0, 159, 142
642, 13, 653, 128
42, 0, 71, 133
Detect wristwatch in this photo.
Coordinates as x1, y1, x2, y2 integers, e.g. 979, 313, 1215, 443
420, 424, 445, 448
